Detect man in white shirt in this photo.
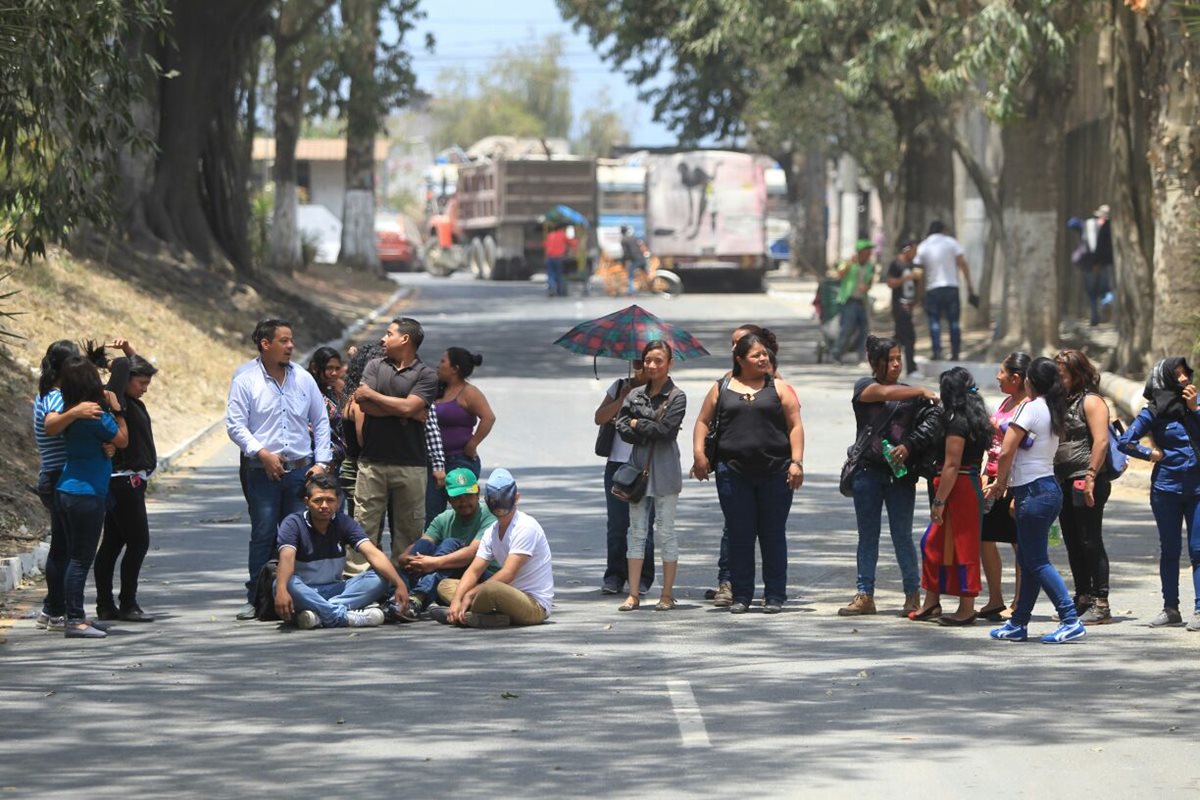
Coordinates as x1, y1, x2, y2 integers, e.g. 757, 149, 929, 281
226, 319, 332, 620
436, 468, 554, 628
914, 221, 976, 362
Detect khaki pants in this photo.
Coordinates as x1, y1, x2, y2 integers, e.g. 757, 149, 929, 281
347, 461, 426, 574
437, 579, 547, 626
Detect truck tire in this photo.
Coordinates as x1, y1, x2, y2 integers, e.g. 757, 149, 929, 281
491, 257, 509, 281
650, 269, 684, 299
469, 239, 491, 280
423, 240, 449, 277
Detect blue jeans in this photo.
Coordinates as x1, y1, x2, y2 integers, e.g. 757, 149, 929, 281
546, 258, 567, 296
243, 463, 309, 603
1083, 268, 1109, 325
402, 536, 492, 599
715, 463, 793, 604
716, 525, 731, 585
56, 492, 107, 622
1150, 488, 1200, 612
924, 286, 961, 359
37, 469, 67, 617
1011, 477, 1076, 626
851, 467, 919, 595
424, 453, 482, 526
835, 298, 868, 363
627, 257, 646, 294
604, 461, 654, 590
278, 570, 391, 627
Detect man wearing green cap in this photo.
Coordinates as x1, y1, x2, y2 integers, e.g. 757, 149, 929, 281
834, 240, 878, 364
392, 467, 498, 620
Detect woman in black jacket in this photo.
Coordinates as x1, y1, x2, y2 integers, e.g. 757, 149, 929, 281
95, 349, 159, 622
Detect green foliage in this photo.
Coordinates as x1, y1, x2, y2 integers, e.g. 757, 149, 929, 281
0, 0, 167, 260
249, 185, 275, 270
572, 89, 630, 156
429, 34, 576, 150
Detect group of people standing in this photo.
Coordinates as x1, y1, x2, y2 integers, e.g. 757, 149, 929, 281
837, 334, 1200, 640
32, 339, 159, 638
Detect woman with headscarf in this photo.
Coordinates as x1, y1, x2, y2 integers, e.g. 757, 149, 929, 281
1118, 357, 1200, 631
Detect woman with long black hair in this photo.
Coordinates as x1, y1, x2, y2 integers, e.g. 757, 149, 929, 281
911, 367, 993, 625
56, 356, 128, 638
426, 347, 495, 524
985, 357, 1085, 643
95, 350, 159, 622
1118, 357, 1200, 630
691, 333, 804, 614
308, 346, 348, 474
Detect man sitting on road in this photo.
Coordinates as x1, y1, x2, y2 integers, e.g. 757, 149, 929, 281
436, 468, 554, 629
275, 473, 410, 629
393, 467, 500, 620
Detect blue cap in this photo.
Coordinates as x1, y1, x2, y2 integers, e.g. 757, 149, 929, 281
484, 468, 518, 512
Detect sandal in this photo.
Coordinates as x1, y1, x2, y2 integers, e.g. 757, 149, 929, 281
618, 598, 640, 612
908, 604, 942, 621
977, 604, 1007, 621
655, 597, 677, 611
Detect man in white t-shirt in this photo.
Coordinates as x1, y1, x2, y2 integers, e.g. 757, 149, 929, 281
437, 468, 554, 628
914, 221, 976, 362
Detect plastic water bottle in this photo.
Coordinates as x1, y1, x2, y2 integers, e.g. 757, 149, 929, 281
881, 439, 908, 479
1048, 521, 1062, 546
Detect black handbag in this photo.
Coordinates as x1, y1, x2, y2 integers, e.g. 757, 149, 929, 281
703, 376, 731, 464
595, 379, 625, 458
839, 402, 902, 497
610, 461, 649, 503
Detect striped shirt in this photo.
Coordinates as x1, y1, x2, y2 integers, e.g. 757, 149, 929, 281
33, 390, 67, 475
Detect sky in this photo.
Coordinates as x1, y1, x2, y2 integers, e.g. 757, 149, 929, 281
406, 0, 676, 147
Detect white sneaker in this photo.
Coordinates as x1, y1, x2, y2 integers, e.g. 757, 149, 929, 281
346, 607, 385, 627
296, 610, 321, 630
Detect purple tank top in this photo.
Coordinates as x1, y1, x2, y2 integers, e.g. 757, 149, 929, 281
436, 397, 477, 455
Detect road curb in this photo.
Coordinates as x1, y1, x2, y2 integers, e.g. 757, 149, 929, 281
4, 283, 414, 597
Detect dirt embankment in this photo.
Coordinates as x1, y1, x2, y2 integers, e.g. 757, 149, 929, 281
0, 242, 400, 557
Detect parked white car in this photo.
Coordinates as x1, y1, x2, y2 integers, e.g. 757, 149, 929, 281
296, 204, 342, 264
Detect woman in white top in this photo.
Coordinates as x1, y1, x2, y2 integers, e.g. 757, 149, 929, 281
984, 357, 1086, 644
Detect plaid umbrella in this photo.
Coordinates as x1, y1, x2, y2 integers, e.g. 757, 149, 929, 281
553, 304, 710, 364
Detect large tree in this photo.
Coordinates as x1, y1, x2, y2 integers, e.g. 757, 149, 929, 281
0, 1, 166, 259
334, 0, 423, 273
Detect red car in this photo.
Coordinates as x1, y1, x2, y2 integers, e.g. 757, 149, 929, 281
375, 212, 423, 272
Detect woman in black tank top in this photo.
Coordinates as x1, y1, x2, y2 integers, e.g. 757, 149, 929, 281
690, 334, 805, 614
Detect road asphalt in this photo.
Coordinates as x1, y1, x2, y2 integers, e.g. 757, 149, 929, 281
2, 273, 1197, 799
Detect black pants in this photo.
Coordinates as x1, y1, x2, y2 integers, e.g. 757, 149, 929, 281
94, 476, 150, 610
1058, 475, 1111, 600
892, 305, 917, 374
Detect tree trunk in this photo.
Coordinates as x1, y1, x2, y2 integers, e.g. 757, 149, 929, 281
781, 145, 826, 277
1105, 0, 1157, 374
338, 0, 382, 274
901, 124, 955, 241
270, 23, 305, 272
1147, 5, 1200, 361
126, 0, 271, 272
1000, 113, 1065, 355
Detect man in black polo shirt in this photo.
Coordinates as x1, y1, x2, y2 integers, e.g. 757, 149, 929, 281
274, 473, 409, 629
348, 317, 439, 572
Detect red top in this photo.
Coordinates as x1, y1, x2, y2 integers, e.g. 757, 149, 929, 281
544, 229, 568, 258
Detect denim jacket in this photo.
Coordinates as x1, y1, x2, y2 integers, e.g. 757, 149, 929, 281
1118, 407, 1200, 495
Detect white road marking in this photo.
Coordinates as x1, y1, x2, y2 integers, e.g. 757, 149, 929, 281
667, 679, 711, 748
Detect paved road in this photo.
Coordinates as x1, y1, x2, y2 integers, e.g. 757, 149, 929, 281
3, 274, 1198, 798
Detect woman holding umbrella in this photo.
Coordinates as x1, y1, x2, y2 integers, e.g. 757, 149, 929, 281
691, 333, 805, 614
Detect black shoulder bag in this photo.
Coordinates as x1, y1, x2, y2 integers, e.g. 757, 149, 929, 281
703, 376, 731, 465
595, 378, 625, 458
839, 400, 902, 497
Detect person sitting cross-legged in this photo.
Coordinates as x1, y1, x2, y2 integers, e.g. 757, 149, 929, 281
393, 467, 500, 621
274, 473, 410, 630
435, 468, 554, 628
